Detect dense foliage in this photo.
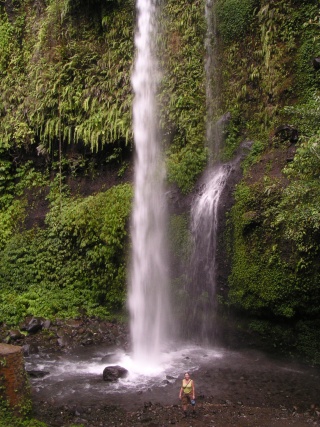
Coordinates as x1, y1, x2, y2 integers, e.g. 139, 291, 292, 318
0, 401, 45, 427
159, 0, 208, 193
216, 0, 257, 43
219, 0, 320, 363
0, 0, 208, 333
0, 183, 133, 324
0, 0, 134, 152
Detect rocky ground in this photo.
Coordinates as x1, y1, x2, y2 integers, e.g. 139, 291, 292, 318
1, 317, 320, 427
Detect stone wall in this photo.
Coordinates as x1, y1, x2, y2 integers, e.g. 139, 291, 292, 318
0, 343, 31, 414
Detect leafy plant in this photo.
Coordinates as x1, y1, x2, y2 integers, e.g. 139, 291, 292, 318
159, 0, 207, 192
0, 184, 133, 324
216, 0, 257, 44
0, 15, 14, 73
167, 145, 207, 194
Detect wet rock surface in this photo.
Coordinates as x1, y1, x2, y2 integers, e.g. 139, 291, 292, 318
1, 318, 320, 426
102, 364, 129, 381
1, 317, 129, 355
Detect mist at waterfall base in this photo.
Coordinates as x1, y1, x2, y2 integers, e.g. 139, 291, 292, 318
26, 342, 320, 417
26, 344, 225, 406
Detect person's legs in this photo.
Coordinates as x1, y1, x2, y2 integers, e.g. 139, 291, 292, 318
181, 394, 189, 417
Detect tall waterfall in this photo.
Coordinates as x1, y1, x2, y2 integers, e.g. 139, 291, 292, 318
129, 0, 170, 368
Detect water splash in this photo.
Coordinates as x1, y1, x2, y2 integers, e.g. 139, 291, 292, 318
129, 0, 171, 370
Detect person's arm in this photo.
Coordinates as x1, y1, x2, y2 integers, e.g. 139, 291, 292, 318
179, 385, 183, 399
192, 380, 195, 399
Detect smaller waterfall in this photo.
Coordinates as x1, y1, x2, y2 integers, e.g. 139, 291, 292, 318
187, 164, 232, 342
129, 0, 171, 370
181, 0, 230, 342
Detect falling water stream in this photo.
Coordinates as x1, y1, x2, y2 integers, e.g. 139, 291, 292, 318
186, 0, 232, 342
205, 0, 220, 163
187, 164, 232, 341
128, 0, 171, 370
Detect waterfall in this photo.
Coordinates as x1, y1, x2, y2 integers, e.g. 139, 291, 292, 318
188, 164, 232, 342
184, 0, 230, 342
205, 0, 221, 163
129, 0, 171, 368
191, 166, 231, 286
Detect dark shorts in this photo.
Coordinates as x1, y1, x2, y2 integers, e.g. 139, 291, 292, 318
181, 393, 191, 405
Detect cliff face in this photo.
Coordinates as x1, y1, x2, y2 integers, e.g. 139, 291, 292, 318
215, 0, 320, 363
0, 0, 320, 362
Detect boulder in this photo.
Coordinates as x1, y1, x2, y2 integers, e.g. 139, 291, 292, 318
273, 124, 299, 144
313, 57, 320, 70
42, 320, 51, 329
57, 335, 72, 348
102, 365, 128, 382
101, 353, 118, 364
27, 370, 50, 378
9, 330, 24, 341
23, 343, 39, 356
24, 317, 44, 334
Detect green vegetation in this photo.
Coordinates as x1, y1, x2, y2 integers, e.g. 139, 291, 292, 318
220, 0, 320, 362
0, 411, 46, 426
216, 0, 257, 44
0, 183, 133, 325
167, 145, 207, 194
0, 394, 41, 427
0, 0, 134, 152
160, 0, 208, 193
0, 0, 208, 335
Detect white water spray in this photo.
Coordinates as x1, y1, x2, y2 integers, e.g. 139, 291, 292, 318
191, 165, 231, 288
129, 0, 171, 370
187, 165, 232, 341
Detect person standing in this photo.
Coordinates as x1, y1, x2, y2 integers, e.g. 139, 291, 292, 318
179, 371, 196, 417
